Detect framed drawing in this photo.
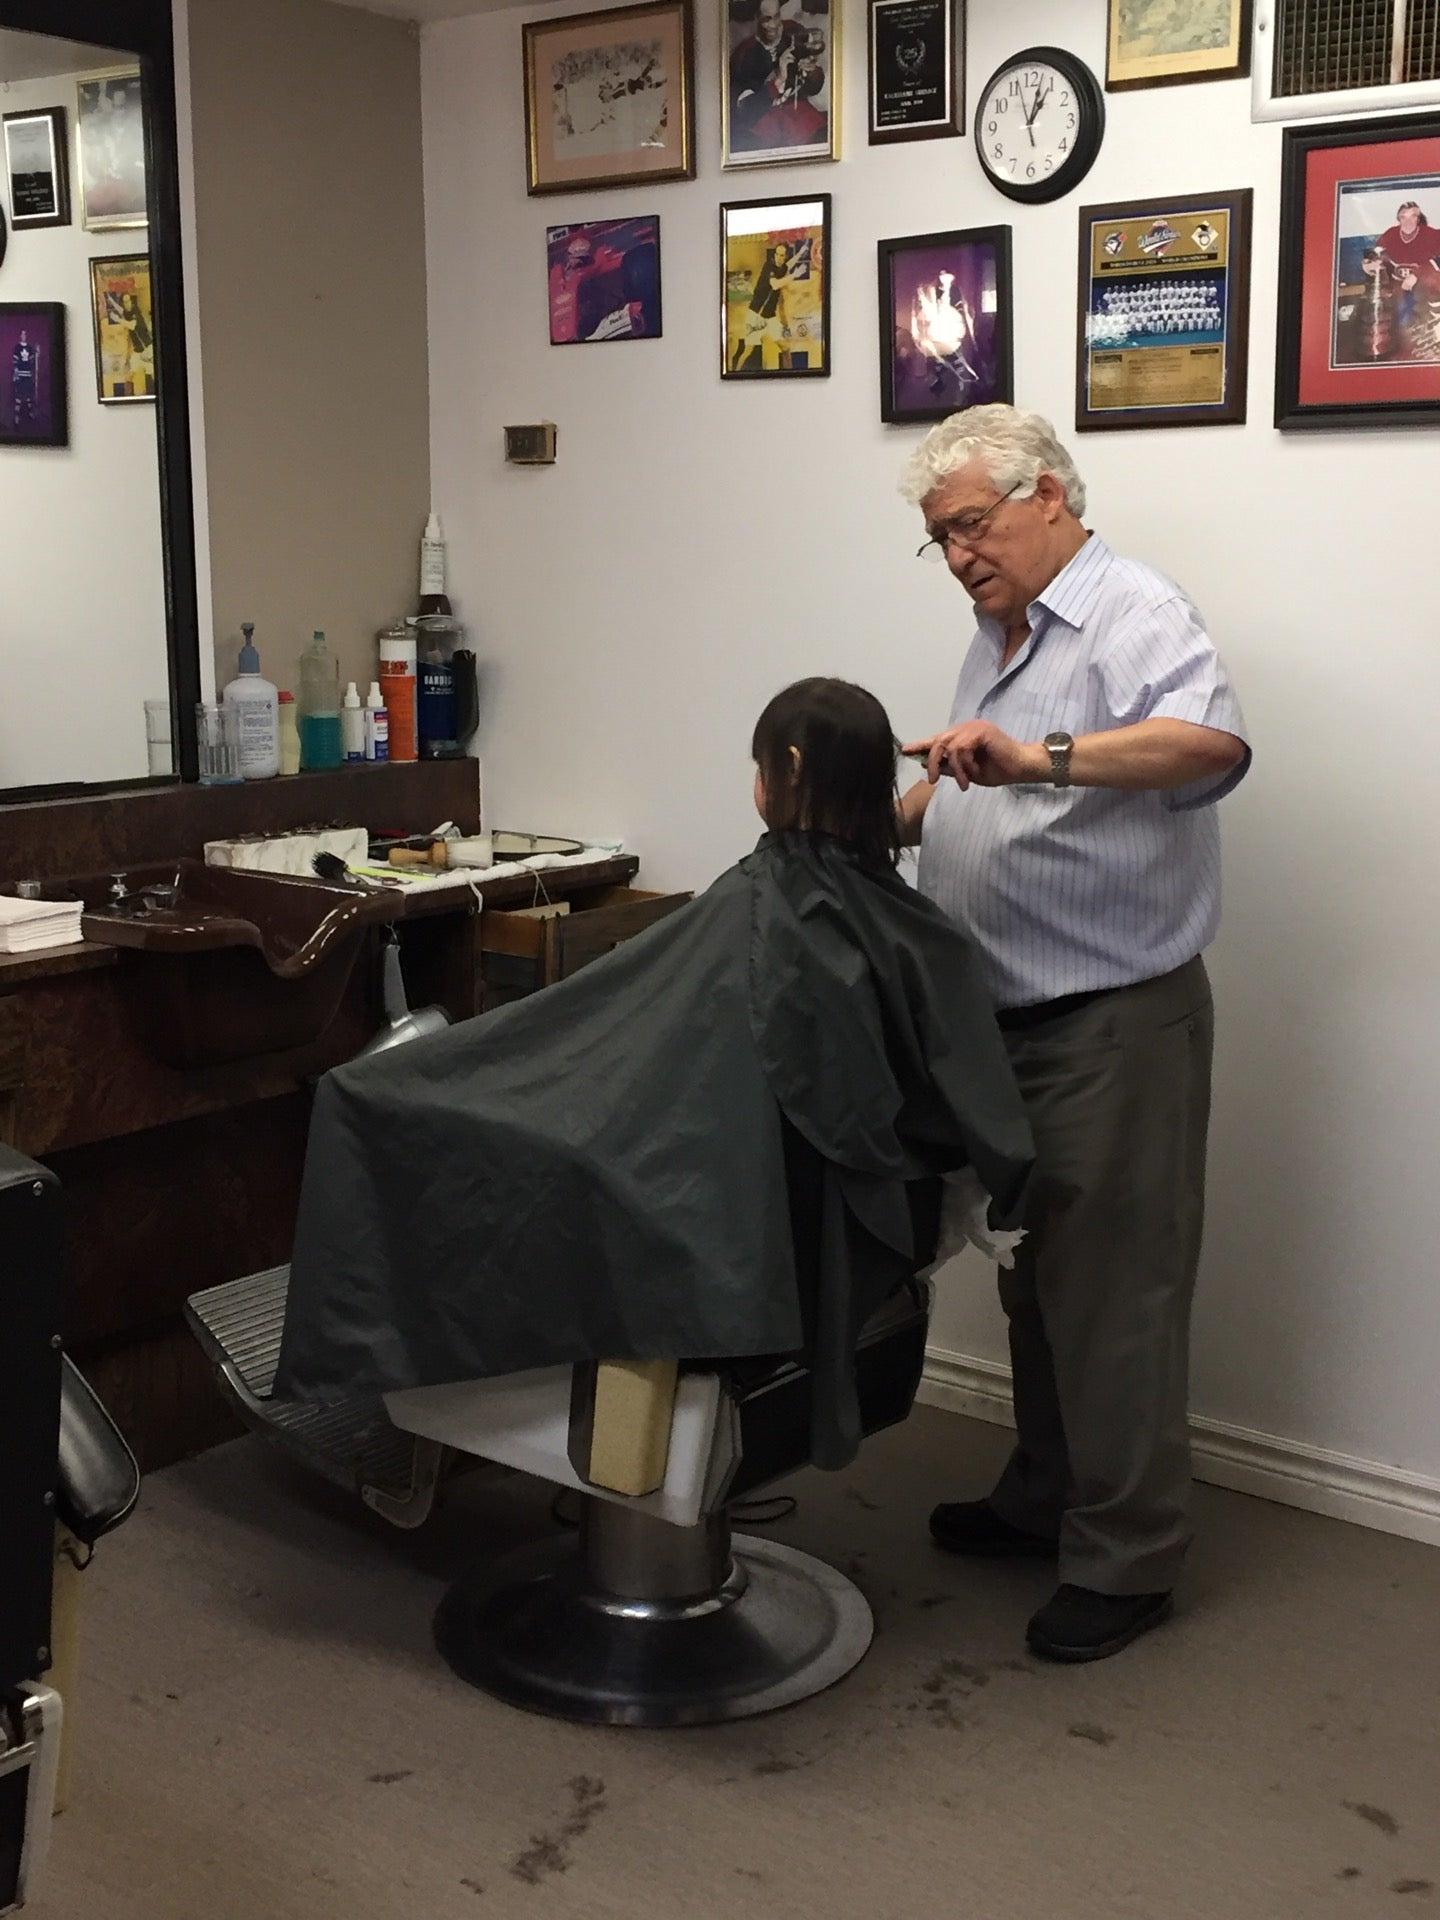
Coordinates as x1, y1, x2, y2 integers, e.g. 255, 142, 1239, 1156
523, 0, 695, 195
1106, 0, 1250, 92
76, 71, 147, 230
1076, 190, 1252, 431
722, 194, 830, 378
0, 304, 68, 448
878, 225, 1011, 424
548, 216, 662, 343
1277, 113, 1440, 430
90, 254, 155, 403
868, 0, 962, 144
3, 108, 71, 229
723, 0, 840, 169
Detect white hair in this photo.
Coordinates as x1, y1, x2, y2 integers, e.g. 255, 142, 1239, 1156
898, 404, 1087, 518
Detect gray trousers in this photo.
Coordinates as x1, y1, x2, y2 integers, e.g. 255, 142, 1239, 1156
988, 957, 1214, 1595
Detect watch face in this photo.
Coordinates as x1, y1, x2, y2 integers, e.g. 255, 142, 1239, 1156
976, 49, 1101, 203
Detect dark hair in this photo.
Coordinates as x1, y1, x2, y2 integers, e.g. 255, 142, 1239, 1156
752, 677, 900, 869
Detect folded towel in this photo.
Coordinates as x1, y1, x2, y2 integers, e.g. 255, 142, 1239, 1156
0, 895, 83, 926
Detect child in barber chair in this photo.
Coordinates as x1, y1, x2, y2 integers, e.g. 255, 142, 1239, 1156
276, 677, 1032, 1468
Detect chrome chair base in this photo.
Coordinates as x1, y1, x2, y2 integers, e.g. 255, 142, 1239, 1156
434, 1501, 873, 1727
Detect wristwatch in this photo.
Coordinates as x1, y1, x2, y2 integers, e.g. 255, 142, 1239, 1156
1043, 731, 1075, 787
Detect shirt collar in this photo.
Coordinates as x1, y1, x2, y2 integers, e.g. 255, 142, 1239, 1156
1030, 532, 1112, 630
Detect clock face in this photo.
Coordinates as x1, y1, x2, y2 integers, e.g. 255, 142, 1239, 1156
976, 50, 1103, 204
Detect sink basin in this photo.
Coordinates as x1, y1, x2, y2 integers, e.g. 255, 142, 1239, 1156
77, 860, 403, 1066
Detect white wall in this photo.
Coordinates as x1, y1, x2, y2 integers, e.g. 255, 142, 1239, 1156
423, 0, 1440, 1493
0, 69, 169, 787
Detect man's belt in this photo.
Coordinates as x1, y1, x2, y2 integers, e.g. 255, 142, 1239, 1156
995, 986, 1112, 1033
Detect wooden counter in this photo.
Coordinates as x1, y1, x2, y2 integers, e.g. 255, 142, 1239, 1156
0, 764, 649, 1470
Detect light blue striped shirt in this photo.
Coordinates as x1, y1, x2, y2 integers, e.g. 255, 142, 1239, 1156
917, 534, 1250, 1009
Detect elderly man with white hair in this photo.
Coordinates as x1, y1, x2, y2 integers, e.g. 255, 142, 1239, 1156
899, 404, 1250, 1663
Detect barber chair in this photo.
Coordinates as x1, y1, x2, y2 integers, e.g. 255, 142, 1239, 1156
185, 958, 937, 1727
188, 1249, 933, 1728
1, 1149, 140, 1916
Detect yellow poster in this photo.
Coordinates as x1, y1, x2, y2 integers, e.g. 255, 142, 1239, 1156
89, 252, 155, 403
723, 202, 828, 377
1082, 206, 1232, 415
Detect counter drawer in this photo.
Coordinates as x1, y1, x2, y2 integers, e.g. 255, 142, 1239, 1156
480, 886, 692, 1008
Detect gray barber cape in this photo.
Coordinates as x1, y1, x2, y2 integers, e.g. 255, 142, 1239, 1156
274, 833, 1033, 1467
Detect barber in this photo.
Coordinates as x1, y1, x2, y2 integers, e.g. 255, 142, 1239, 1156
899, 405, 1250, 1663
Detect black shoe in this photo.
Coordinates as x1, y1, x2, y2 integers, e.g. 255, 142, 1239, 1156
1026, 1584, 1174, 1663
929, 1499, 1058, 1558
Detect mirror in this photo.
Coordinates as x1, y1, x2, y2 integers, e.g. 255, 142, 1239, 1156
0, 1, 198, 798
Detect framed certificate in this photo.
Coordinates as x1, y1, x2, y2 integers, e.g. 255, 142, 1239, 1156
3, 108, 70, 230
868, 0, 962, 144
1075, 189, 1252, 431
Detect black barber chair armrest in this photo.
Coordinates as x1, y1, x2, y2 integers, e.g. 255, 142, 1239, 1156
56, 1358, 140, 1551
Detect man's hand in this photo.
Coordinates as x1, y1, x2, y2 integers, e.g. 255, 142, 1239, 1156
903, 722, 1046, 790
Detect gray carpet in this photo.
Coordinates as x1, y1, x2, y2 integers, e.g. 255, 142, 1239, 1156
28, 1407, 1440, 1920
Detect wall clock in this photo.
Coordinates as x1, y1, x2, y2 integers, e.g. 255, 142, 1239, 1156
974, 45, 1104, 204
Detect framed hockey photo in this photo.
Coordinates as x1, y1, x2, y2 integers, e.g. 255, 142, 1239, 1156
722, 194, 830, 378
1277, 113, 1440, 430
0, 304, 68, 449
869, 0, 963, 145
724, 0, 840, 169
76, 70, 147, 230
523, 0, 695, 194
878, 225, 1011, 423
3, 107, 71, 229
1077, 189, 1252, 431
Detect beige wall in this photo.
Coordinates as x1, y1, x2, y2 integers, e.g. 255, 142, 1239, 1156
187, 0, 429, 699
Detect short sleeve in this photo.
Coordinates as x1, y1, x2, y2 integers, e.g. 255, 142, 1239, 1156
1100, 594, 1251, 811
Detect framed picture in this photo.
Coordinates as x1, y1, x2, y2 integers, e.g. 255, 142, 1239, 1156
1076, 190, 1252, 432
1277, 114, 1440, 431
0, 304, 68, 448
523, 0, 695, 195
878, 226, 1011, 424
722, 194, 830, 378
3, 108, 71, 229
1105, 0, 1250, 92
89, 254, 155, 403
723, 0, 840, 169
548, 216, 662, 343
868, 0, 963, 145
76, 71, 147, 231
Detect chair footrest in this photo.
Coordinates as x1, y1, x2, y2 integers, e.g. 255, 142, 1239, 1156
185, 1268, 446, 1528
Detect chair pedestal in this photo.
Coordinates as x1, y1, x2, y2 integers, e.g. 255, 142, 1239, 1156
434, 1499, 873, 1727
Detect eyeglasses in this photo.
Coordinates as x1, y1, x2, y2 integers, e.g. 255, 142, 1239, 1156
916, 482, 1023, 562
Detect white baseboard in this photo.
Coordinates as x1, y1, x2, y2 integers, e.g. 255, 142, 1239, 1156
919, 1348, 1440, 1551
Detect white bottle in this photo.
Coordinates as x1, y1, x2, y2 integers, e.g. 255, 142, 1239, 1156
364, 681, 389, 763
419, 511, 451, 617
341, 681, 365, 764
223, 623, 280, 779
